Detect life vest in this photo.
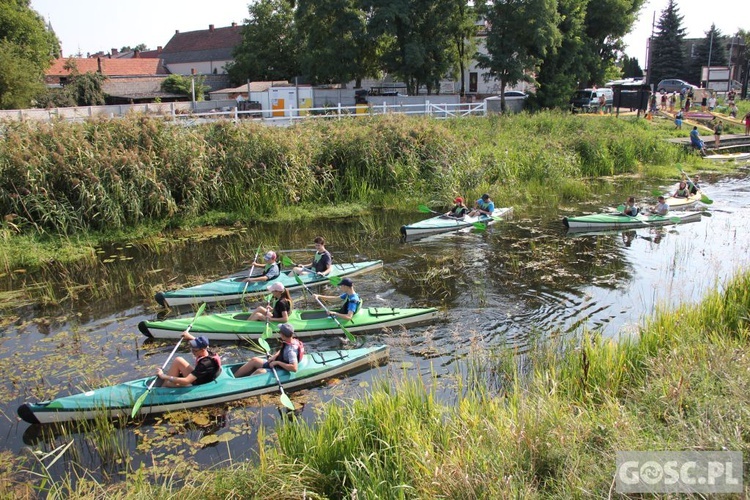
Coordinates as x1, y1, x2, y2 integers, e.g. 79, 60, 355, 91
338, 295, 361, 315
279, 338, 304, 363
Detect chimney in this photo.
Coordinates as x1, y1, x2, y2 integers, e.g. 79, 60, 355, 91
157, 46, 163, 52
134, 49, 140, 58
111, 48, 118, 55
209, 24, 215, 31
231, 22, 237, 27
175, 29, 179, 34
97, 57, 102, 73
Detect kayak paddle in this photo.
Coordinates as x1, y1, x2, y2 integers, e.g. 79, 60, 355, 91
293, 274, 356, 342
418, 204, 442, 215
241, 243, 262, 306
678, 166, 713, 204
131, 302, 206, 418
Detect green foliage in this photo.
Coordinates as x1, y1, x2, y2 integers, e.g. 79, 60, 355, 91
228, 0, 299, 84
160, 74, 209, 100
368, 0, 460, 95
649, 0, 687, 85
477, 0, 562, 110
0, 1, 60, 109
620, 54, 643, 78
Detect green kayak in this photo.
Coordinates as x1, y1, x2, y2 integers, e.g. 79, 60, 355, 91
400, 207, 513, 239
17, 345, 389, 424
563, 211, 702, 231
139, 306, 440, 340
155, 260, 383, 308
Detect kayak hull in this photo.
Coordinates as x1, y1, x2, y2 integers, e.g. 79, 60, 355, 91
400, 207, 513, 238
17, 346, 389, 424
563, 211, 702, 231
703, 153, 750, 162
139, 307, 440, 340
665, 192, 702, 210
155, 260, 383, 308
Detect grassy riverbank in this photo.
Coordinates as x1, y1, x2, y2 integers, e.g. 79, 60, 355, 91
19, 268, 748, 498
0, 111, 719, 271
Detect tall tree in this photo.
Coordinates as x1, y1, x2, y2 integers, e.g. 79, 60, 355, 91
621, 54, 643, 78
686, 24, 727, 85
0, 0, 60, 109
648, 0, 686, 85
295, 0, 380, 86
533, 0, 587, 109
580, 0, 645, 86
228, 0, 299, 84
367, 0, 458, 95
446, 0, 478, 97
476, 0, 562, 110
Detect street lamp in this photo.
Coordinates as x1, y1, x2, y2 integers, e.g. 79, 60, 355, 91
191, 68, 196, 109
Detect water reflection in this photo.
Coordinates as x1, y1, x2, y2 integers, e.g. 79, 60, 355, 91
2, 173, 750, 484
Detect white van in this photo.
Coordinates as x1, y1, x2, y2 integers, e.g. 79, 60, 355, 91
570, 88, 613, 113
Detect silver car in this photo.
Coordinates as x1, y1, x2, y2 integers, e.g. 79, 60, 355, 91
657, 79, 698, 93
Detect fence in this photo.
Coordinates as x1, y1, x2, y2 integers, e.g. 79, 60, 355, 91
0, 100, 488, 126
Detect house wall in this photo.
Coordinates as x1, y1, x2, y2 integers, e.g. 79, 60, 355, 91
167, 61, 233, 76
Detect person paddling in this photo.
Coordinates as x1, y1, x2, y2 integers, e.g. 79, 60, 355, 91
156, 334, 221, 387
313, 278, 361, 321
444, 197, 468, 218
622, 196, 639, 216
248, 282, 292, 323
469, 193, 494, 217
242, 251, 280, 283
234, 323, 301, 377
651, 196, 669, 216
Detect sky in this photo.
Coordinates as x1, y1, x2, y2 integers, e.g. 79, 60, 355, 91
31, 0, 742, 64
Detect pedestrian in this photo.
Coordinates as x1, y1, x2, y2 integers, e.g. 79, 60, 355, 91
700, 88, 708, 112
674, 109, 683, 129
707, 93, 716, 112
669, 92, 676, 112
713, 120, 723, 148
744, 111, 750, 136
679, 88, 685, 109
689, 126, 706, 155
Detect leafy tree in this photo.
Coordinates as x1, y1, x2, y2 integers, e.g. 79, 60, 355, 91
161, 74, 210, 100
446, 0, 478, 96
686, 24, 727, 85
67, 72, 107, 106
533, 0, 587, 109
580, 0, 645, 86
621, 54, 643, 78
119, 43, 148, 53
648, 0, 686, 85
295, 0, 380, 86
476, 0, 562, 110
367, 0, 459, 95
228, 0, 299, 84
0, 0, 60, 109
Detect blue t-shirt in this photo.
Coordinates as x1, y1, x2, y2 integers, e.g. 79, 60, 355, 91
337, 292, 361, 315
476, 198, 495, 214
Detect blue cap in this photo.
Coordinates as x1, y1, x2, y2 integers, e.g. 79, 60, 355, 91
189, 336, 209, 349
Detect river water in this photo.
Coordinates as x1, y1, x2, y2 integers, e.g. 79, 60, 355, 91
1, 168, 749, 483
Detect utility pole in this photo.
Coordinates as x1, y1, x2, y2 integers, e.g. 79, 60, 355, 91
645, 11, 656, 90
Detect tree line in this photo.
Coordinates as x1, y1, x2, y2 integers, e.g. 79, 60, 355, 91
648, 0, 748, 90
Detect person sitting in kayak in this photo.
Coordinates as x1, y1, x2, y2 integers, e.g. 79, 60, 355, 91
313, 277, 361, 321
292, 236, 332, 276
651, 196, 669, 216
156, 334, 221, 387
248, 281, 292, 322
234, 323, 301, 377
241, 251, 280, 283
622, 196, 639, 216
673, 181, 690, 198
469, 193, 494, 217
444, 197, 468, 218
687, 175, 700, 195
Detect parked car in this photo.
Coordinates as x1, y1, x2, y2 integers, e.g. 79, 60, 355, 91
656, 79, 698, 93
569, 88, 613, 113
503, 91, 528, 98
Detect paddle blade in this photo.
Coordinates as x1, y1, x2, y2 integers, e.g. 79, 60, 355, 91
131, 390, 149, 418
670, 217, 682, 223
417, 204, 433, 213
342, 325, 356, 342
472, 222, 487, 231
262, 321, 271, 339
616, 204, 625, 212
328, 276, 342, 286
258, 337, 270, 354
700, 194, 713, 204
651, 189, 663, 197
293, 274, 305, 287
279, 392, 295, 410
281, 255, 295, 267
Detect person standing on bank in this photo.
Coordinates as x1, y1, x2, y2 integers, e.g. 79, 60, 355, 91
156, 333, 221, 387
469, 194, 495, 217
713, 120, 723, 149
293, 237, 332, 276
313, 278, 361, 321
242, 251, 280, 283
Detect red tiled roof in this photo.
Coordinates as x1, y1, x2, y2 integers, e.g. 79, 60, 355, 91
46, 58, 169, 77
162, 25, 243, 54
